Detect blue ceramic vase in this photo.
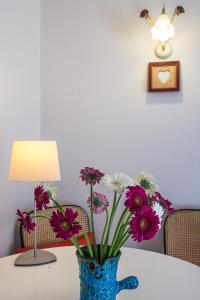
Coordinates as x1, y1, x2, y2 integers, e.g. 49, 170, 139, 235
77, 247, 139, 300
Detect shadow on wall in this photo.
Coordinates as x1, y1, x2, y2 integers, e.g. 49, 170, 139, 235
146, 90, 183, 105
14, 221, 21, 253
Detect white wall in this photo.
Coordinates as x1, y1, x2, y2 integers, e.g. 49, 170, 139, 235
0, 0, 40, 257
40, 0, 200, 253
5, 0, 199, 258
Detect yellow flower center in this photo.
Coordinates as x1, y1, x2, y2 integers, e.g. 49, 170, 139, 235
38, 194, 43, 202
112, 180, 120, 187
134, 196, 143, 206
60, 221, 70, 231
139, 218, 149, 231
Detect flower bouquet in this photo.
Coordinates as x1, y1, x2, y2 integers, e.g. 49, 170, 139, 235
17, 167, 174, 300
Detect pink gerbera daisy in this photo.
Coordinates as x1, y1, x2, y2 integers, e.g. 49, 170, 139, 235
34, 185, 50, 210
87, 192, 109, 214
80, 167, 104, 185
129, 205, 160, 242
50, 208, 82, 240
125, 186, 148, 213
152, 192, 175, 214
16, 209, 36, 233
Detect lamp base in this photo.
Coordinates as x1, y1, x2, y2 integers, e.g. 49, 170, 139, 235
14, 249, 57, 266
154, 42, 173, 59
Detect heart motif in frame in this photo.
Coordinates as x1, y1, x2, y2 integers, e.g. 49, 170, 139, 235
148, 61, 180, 92
157, 70, 171, 84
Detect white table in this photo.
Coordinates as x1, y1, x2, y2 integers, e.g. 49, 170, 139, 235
0, 246, 199, 299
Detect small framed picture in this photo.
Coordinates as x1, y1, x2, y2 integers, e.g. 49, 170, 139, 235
148, 61, 180, 92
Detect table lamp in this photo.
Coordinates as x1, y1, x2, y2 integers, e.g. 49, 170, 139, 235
9, 140, 61, 266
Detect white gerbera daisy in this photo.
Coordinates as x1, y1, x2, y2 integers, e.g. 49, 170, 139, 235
134, 172, 158, 197
43, 182, 58, 207
101, 173, 134, 194
152, 202, 164, 229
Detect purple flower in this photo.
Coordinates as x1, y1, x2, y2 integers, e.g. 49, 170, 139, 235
129, 205, 160, 242
50, 208, 82, 240
34, 185, 50, 210
16, 209, 36, 233
125, 186, 148, 213
80, 167, 104, 185
87, 192, 109, 214
152, 192, 175, 214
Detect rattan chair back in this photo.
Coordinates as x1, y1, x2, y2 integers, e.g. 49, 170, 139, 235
164, 209, 200, 266
21, 205, 89, 248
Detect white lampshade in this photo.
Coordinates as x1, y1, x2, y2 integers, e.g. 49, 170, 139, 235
9, 141, 61, 182
151, 13, 175, 43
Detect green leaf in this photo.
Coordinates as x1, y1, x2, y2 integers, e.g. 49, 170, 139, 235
140, 179, 151, 190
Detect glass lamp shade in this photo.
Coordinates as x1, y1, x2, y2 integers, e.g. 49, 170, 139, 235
9, 140, 61, 182
151, 13, 175, 43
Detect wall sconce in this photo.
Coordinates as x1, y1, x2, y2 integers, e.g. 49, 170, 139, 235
140, 6, 185, 59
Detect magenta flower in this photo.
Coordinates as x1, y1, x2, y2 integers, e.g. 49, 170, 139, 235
34, 185, 50, 210
129, 205, 160, 242
152, 192, 175, 214
80, 167, 104, 185
50, 208, 82, 240
87, 192, 109, 214
125, 186, 148, 213
16, 209, 36, 233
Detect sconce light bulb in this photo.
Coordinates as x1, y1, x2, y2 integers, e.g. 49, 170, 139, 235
151, 13, 175, 43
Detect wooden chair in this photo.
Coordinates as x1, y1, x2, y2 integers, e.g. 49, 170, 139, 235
164, 209, 200, 266
16, 205, 93, 253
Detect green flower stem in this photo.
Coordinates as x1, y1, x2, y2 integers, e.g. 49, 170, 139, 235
114, 192, 123, 211
110, 224, 127, 256
115, 212, 131, 244
112, 230, 130, 257
82, 227, 94, 258
103, 191, 117, 258
100, 208, 109, 264
71, 236, 84, 257
109, 213, 131, 257
52, 199, 65, 213
103, 192, 123, 260
90, 184, 98, 260
108, 208, 129, 257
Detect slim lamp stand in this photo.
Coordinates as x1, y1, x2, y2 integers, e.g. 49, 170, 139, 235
14, 199, 57, 266
9, 141, 61, 267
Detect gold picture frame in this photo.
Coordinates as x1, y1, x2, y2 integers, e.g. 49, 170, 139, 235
148, 61, 180, 92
